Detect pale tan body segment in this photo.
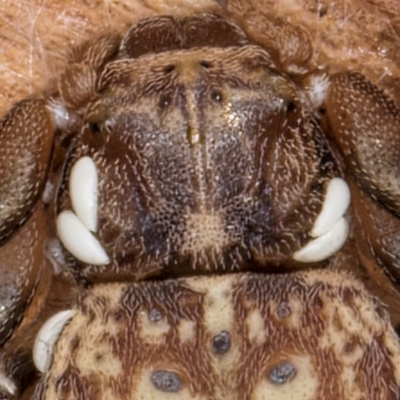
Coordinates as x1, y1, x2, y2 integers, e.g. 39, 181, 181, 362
34, 272, 400, 400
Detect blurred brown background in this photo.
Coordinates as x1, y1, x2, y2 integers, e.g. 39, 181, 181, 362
0, 0, 399, 113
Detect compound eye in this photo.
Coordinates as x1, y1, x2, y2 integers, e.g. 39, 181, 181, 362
88, 122, 101, 134
210, 89, 224, 104
159, 94, 173, 110
151, 370, 182, 393
286, 101, 296, 113
199, 60, 212, 69
268, 362, 297, 385
211, 331, 231, 355
87, 120, 114, 135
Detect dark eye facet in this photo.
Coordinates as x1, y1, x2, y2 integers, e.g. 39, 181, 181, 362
163, 64, 176, 74
286, 101, 296, 113
212, 331, 231, 355
151, 370, 182, 393
268, 362, 297, 385
148, 308, 162, 322
200, 60, 212, 69
210, 89, 223, 103
159, 93, 173, 109
89, 122, 101, 134
277, 302, 291, 318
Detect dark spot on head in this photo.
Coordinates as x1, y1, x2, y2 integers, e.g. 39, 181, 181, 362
211, 89, 223, 103
159, 94, 172, 109
163, 64, 176, 74
151, 370, 182, 393
313, 296, 324, 310
148, 308, 162, 322
344, 341, 355, 354
200, 61, 212, 69
269, 362, 297, 385
318, 5, 327, 17
212, 331, 231, 354
286, 102, 296, 113
277, 302, 291, 318
88, 122, 101, 134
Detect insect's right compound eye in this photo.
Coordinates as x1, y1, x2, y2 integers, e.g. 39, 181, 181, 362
268, 362, 297, 385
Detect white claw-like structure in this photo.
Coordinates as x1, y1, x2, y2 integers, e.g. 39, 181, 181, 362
311, 177, 351, 238
33, 309, 77, 373
69, 156, 98, 232
293, 177, 351, 263
293, 217, 349, 263
57, 210, 110, 266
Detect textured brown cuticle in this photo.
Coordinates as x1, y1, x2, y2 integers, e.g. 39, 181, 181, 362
1, 9, 400, 400
55, 14, 337, 282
